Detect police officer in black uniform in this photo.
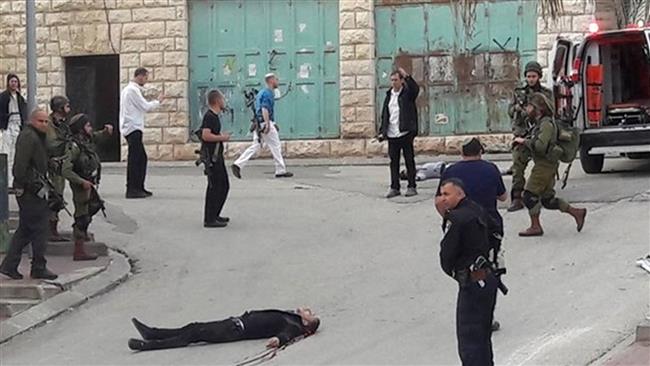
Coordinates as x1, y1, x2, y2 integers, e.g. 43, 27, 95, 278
438, 178, 498, 366
0, 109, 57, 280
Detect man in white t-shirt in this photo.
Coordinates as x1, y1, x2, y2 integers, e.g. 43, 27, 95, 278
119, 67, 163, 199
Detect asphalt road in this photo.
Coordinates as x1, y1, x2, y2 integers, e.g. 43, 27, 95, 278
1, 156, 649, 365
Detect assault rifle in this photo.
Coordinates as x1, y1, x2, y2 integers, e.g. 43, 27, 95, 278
88, 186, 106, 218
511, 86, 536, 143
244, 88, 263, 145
33, 169, 72, 217
194, 128, 214, 175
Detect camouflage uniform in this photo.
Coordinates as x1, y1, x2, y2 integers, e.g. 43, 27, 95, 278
507, 61, 553, 212
45, 113, 71, 233
519, 93, 586, 237
61, 114, 109, 260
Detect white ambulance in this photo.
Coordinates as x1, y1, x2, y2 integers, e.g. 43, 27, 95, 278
551, 22, 650, 173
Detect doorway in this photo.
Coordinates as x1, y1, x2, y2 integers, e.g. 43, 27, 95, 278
65, 55, 120, 162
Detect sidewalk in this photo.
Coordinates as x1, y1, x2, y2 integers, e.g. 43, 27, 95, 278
594, 319, 650, 365
0, 210, 131, 343
602, 341, 650, 366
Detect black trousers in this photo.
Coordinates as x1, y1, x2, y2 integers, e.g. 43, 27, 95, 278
126, 130, 147, 193
388, 133, 416, 190
456, 273, 498, 366
204, 159, 230, 223
137, 319, 245, 351
0, 194, 49, 272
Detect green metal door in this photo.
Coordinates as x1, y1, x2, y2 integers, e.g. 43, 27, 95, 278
375, 0, 537, 136
189, 0, 340, 140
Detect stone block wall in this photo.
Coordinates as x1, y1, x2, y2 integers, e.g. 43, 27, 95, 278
0, 0, 189, 161
339, 0, 376, 140
536, 0, 617, 75
2, 0, 615, 161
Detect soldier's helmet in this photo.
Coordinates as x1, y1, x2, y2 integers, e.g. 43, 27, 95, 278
527, 92, 554, 116
68, 113, 90, 135
49, 96, 69, 114
524, 61, 543, 77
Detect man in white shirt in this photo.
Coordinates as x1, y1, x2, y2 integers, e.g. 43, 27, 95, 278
378, 67, 420, 198
119, 67, 163, 199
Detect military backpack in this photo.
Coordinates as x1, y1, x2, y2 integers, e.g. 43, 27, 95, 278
550, 119, 580, 163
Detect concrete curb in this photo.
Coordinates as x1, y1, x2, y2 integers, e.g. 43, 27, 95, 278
0, 249, 131, 344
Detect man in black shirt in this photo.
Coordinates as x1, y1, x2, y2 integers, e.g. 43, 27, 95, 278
200, 90, 231, 228
128, 307, 320, 351
438, 178, 498, 366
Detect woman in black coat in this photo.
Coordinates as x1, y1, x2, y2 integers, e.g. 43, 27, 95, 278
0, 73, 28, 180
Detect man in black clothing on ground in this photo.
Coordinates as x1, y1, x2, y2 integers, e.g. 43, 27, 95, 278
200, 89, 231, 228
128, 307, 320, 351
438, 179, 498, 366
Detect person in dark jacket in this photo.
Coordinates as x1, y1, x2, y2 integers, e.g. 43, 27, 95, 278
0, 73, 28, 185
438, 178, 498, 366
378, 67, 420, 198
127, 307, 320, 351
0, 110, 58, 280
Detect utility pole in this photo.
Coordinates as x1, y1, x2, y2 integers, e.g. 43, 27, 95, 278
26, 0, 37, 112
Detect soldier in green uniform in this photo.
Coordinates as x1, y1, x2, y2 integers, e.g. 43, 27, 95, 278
514, 93, 586, 237
60, 114, 112, 261
507, 61, 553, 212
0, 109, 58, 280
46, 96, 72, 241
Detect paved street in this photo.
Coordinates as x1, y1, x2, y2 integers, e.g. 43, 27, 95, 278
1, 156, 649, 365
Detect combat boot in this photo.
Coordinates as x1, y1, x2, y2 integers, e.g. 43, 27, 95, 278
507, 191, 524, 212
49, 219, 67, 242
566, 206, 587, 232
73, 239, 98, 261
519, 214, 544, 237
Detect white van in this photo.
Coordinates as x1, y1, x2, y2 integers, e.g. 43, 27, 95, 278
551, 25, 650, 173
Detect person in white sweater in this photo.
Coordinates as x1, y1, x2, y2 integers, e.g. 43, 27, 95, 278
119, 67, 164, 199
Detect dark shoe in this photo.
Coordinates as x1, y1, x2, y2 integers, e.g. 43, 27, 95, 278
507, 199, 524, 212
31, 268, 58, 280
275, 172, 294, 178
231, 164, 242, 179
204, 221, 227, 228
142, 189, 153, 197
0, 267, 24, 280
128, 338, 147, 351
131, 318, 155, 340
405, 187, 418, 197
492, 320, 501, 331
216, 216, 230, 223
386, 189, 400, 199
126, 190, 148, 199
73, 239, 98, 261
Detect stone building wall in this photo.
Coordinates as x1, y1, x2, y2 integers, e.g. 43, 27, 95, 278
536, 0, 618, 75
1, 0, 617, 161
0, 0, 190, 161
